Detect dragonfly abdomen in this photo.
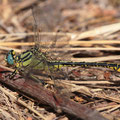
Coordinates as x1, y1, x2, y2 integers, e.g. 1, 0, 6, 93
81, 62, 120, 72
50, 61, 120, 72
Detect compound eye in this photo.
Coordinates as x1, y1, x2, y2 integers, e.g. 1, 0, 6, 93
6, 50, 15, 65
7, 54, 14, 65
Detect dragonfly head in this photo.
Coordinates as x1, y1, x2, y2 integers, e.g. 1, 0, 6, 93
6, 50, 16, 65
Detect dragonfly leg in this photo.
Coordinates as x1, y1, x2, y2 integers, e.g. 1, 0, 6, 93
29, 74, 45, 86
5, 69, 17, 79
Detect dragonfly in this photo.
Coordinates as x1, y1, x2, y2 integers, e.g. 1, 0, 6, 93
5, 1, 120, 94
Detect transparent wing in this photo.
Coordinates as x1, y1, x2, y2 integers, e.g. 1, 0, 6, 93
32, 0, 71, 59
31, 0, 72, 97
32, 0, 61, 49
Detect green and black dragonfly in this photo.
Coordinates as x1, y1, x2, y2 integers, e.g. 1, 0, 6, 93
5, 2, 120, 93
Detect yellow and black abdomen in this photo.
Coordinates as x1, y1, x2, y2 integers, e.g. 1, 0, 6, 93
49, 61, 120, 72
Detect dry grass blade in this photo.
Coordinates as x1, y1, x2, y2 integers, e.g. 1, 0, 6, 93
94, 92, 120, 103
2, 40, 120, 47
72, 22, 120, 40
96, 104, 119, 111
0, 42, 34, 46
70, 40, 120, 46
72, 55, 120, 62
106, 105, 120, 113
64, 80, 112, 85
0, 46, 21, 52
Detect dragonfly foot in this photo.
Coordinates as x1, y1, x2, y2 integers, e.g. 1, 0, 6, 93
5, 74, 14, 79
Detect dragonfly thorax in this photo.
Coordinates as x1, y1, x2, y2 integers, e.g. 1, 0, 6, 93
6, 50, 16, 65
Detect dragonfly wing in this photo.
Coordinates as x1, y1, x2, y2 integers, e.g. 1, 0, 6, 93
31, 1, 72, 97
32, 0, 62, 50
